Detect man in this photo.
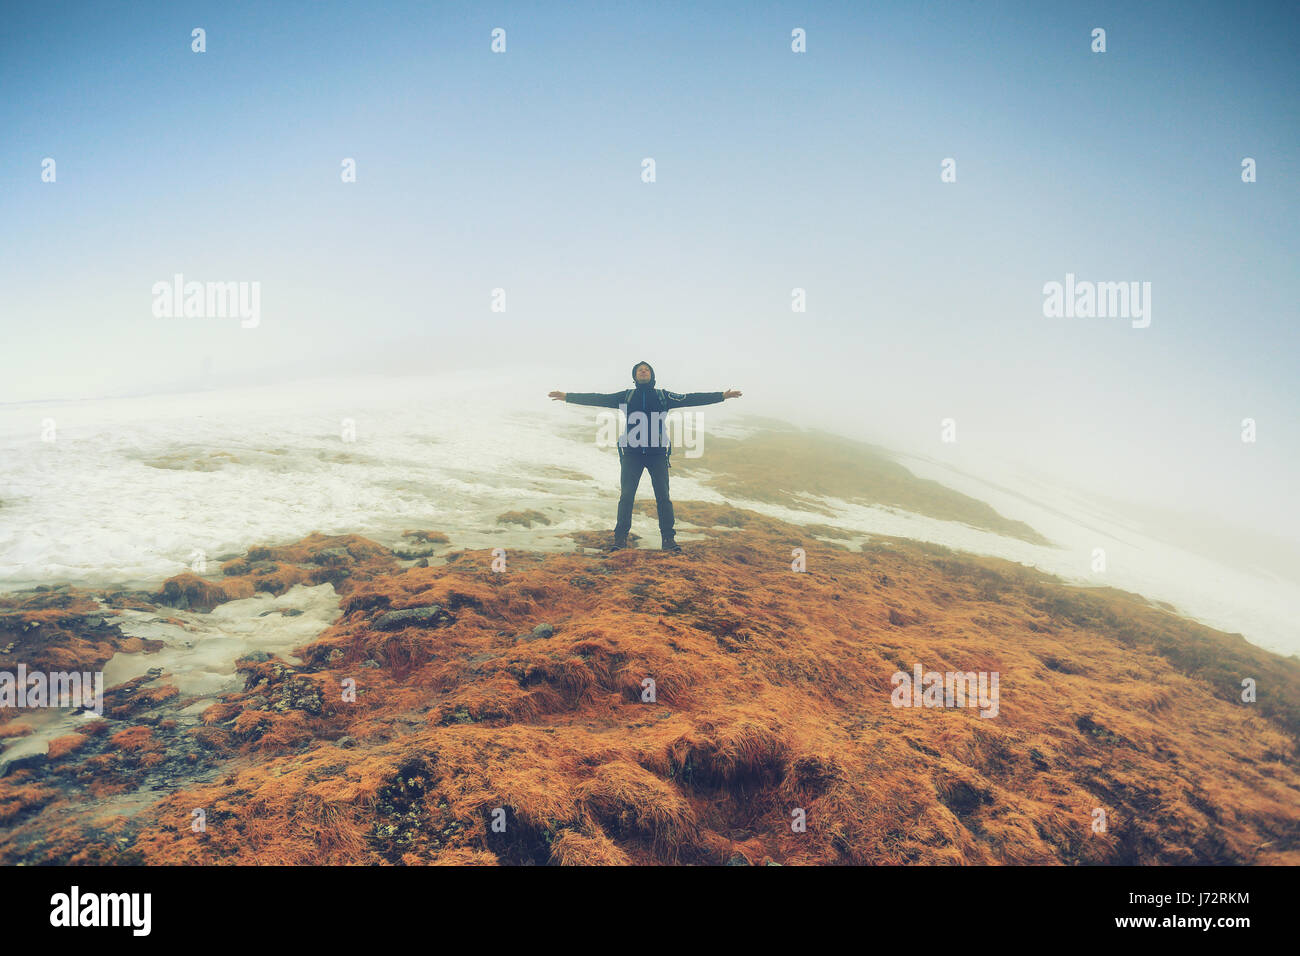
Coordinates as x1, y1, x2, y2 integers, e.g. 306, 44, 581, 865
549, 361, 742, 551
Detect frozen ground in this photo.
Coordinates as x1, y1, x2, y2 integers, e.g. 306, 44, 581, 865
0, 372, 1295, 657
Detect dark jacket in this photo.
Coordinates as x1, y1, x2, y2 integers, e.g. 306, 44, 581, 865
564, 361, 725, 457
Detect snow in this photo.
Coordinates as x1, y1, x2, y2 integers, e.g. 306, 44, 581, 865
0, 372, 1294, 658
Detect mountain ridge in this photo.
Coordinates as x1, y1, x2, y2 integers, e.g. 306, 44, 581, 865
2, 503, 1296, 865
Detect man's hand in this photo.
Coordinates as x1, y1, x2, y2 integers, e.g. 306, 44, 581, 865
548, 391, 566, 401
723, 388, 742, 399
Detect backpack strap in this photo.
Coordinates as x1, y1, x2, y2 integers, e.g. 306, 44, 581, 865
618, 390, 634, 460
658, 390, 671, 459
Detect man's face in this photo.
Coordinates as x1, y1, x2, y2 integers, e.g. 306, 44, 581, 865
635, 365, 652, 383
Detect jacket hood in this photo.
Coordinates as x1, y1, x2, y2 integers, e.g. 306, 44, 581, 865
631, 361, 656, 388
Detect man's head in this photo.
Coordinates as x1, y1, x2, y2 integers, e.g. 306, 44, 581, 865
632, 361, 655, 386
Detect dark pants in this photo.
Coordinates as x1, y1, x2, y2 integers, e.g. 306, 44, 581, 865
615, 453, 674, 542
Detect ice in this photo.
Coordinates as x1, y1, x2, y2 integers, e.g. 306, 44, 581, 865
0, 584, 342, 770
103, 583, 342, 698
0, 708, 105, 772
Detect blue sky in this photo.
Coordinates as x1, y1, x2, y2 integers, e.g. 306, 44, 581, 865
1, 0, 1297, 537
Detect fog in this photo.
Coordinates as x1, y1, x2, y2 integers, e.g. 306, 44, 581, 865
2, 1, 1296, 562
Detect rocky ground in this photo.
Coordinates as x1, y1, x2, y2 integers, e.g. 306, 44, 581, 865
1, 503, 1297, 865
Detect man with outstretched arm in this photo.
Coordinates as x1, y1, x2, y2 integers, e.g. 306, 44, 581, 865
549, 361, 742, 552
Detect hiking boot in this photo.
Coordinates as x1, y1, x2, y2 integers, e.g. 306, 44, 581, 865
611, 536, 628, 551
661, 538, 682, 553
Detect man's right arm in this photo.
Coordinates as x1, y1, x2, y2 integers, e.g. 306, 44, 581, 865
556, 391, 625, 408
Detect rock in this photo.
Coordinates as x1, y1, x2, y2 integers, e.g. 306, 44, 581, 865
239, 650, 271, 663
2, 753, 48, 777
311, 567, 352, 588
361, 659, 381, 669
393, 545, 436, 560
517, 623, 555, 643
272, 676, 323, 715
311, 547, 353, 568
336, 735, 358, 749
374, 605, 452, 630
496, 510, 551, 529
258, 607, 304, 618
157, 572, 229, 612
402, 530, 450, 544
726, 853, 752, 866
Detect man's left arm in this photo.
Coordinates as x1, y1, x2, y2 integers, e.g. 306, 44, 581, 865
665, 389, 741, 409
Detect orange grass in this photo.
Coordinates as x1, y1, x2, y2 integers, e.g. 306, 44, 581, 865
2, 507, 1298, 865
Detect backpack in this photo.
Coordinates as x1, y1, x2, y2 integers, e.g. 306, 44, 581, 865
619, 388, 671, 464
